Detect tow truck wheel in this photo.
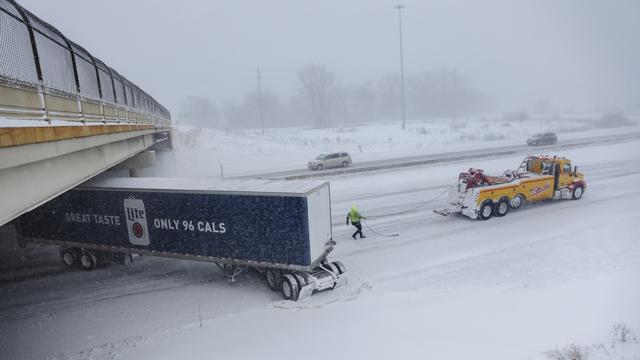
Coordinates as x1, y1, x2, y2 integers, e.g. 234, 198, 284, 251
479, 201, 493, 220
510, 194, 524, 209
61, 249, 78, 268
494, 198, 509, 217
572, 186, 584, 200
282, 274, 300, 301
266, 269, 283, 292
80, 251, 98, 271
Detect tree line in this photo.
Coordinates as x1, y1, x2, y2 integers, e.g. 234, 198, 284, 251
178, 64, 494, 129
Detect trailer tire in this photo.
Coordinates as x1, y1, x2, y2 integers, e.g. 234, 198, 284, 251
510, 194, 524, 209
294, 273, 307, 288
80, 251, 98, 271
282, 274, 300, 301
266, 269, 283, 292
572, 186, 584, 200
494, 198, 509, 217
61, 249, 79, 268
323, 262, 339, 275
331, 261, 346, 275
478, 201, 494, 220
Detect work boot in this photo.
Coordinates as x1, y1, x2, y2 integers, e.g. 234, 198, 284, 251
352, 234, 357, 239
360, 235, 366, 239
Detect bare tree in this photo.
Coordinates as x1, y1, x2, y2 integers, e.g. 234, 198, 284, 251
298, 64, 335, 128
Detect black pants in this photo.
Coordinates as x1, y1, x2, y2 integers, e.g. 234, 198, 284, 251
351, 221, 364, 238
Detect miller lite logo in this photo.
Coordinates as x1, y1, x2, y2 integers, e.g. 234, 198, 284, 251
124, 198, 150, 246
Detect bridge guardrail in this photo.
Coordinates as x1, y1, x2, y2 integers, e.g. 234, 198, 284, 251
0, 0, 170, 126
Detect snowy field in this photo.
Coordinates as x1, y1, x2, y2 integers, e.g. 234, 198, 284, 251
1, 137, 639, 359
168, 116, 640, 178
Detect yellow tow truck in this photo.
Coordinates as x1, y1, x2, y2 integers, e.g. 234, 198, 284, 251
435, 155, 586, 220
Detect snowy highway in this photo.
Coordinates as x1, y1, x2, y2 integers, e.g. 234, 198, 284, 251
1, 139, 640, 359
252, 130, 640, 180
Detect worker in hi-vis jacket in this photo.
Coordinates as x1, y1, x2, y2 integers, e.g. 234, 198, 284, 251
346, 205, 366, 239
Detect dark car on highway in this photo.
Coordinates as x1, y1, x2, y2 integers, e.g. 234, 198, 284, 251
527, 132, 558, 146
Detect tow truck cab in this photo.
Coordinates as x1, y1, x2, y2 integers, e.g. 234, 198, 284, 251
520, 155, 585, 192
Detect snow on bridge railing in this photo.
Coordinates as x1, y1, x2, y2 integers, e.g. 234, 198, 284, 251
0, 0, 171, 126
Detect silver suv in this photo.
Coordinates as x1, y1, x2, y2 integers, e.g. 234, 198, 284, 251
308, 152, 352, 170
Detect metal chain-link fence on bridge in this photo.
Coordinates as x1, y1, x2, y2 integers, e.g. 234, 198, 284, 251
0, 0, 170, 124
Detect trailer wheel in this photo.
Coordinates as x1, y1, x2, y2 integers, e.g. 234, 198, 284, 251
294, 273, 307, 288
572, 186, 584, 200
282, 274, 300, 301
494, 198, 509, 217
331, 261, 346, 275
510, 194, 524, 209
61, 249, 79, 268
80, 251, 98, 271
478, 201, 493, 220
323, 262, 340, 275
266, 269, 283, 292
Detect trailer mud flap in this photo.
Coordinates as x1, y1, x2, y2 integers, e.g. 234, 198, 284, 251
298, 284, 315, 300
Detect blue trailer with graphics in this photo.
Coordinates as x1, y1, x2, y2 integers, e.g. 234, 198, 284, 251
16, 177, 345, 300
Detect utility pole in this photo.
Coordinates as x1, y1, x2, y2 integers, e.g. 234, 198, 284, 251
257, 66, 264, 135
394, 4, 407, 130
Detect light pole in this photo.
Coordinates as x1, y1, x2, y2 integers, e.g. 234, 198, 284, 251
394, 4, 406, 130
257, 66, 264, 135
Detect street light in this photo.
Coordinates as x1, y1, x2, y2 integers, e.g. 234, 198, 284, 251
394, 4, 406, 130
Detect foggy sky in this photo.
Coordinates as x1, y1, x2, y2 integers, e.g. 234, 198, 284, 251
19, 0, 640, 115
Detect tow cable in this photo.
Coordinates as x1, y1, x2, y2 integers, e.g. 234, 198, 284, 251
360, 184, 453, 238
362, 220, 399, 237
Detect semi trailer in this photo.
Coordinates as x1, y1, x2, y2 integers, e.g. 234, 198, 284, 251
435, 155, 586, 220
15, 177, 345, 301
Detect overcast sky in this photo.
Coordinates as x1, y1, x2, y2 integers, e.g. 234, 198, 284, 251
19, 0, 640, 115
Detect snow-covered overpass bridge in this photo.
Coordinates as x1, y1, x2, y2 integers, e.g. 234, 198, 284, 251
0, 0, 172, 226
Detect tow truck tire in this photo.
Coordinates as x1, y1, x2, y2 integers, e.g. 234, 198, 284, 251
61, 249, 78, 268
282, 274, 300, 301
80, 251, 98, 271
494, 198, 509, 217
331, 261, 346, 275
478, 201, 494, 220
316, 164, 324, 170
510, 194, 524, 209
572, 186, 584, 200
266, 269, 283, 292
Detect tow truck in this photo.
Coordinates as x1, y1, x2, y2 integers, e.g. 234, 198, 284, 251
435, 155, 586, 220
